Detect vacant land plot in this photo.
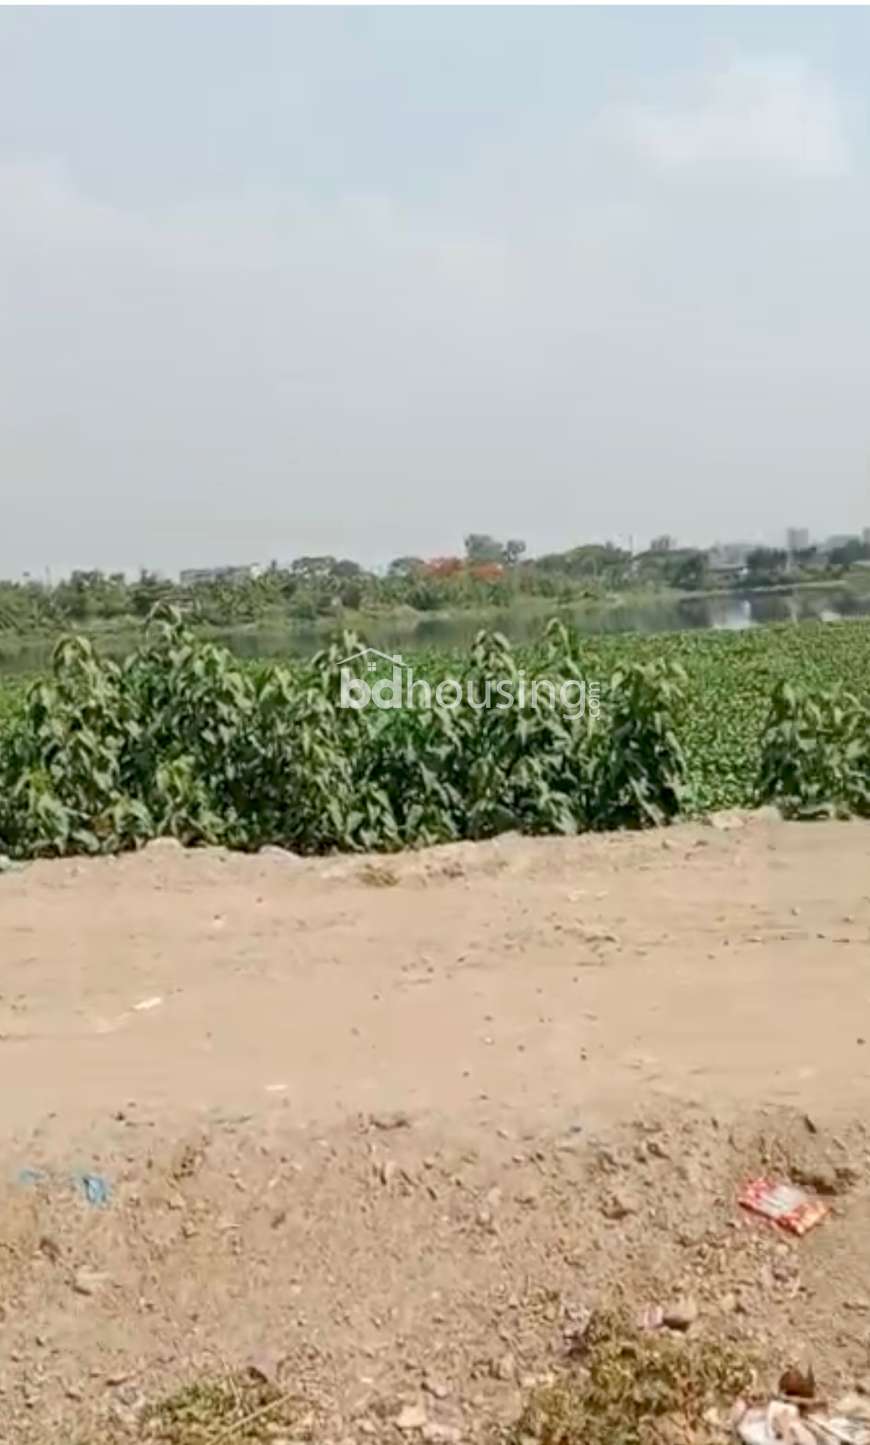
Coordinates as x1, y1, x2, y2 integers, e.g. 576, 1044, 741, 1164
2, 816, 870, 1441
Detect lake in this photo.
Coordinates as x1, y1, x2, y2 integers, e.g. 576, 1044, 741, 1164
3, 587, 870, 674
282, 586, 870, 654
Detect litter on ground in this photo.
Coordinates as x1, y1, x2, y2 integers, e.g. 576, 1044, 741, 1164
739, 1178, 829, 1235
735, 1391, 870, 1445
76, 1171, 111, 1206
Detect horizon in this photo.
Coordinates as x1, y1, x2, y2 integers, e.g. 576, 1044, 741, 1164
3, 525, 863, 587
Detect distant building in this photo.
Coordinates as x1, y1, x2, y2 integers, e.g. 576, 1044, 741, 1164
179, 564, 260, 586
786, 527, 810, 553
708, 541, 752, 573
819, 534, 858, 556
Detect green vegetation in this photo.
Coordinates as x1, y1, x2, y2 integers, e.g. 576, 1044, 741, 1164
133, 1372, 303, 1443
4, 530, 870, 647
0, 611, 688, 857
509, 1308, 755, 1445
1, 611, 869, 861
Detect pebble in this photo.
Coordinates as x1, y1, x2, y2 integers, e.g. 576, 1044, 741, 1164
422, 1426, 461, 1444
663, 1297, 698, 1331
492, 1353, 516, 1382
370, 1110, 412, 1132
258, 846, 303, 863
396, 1403, 428, 1431
601, 1190, 639, 1220
424, 1379, 451, 1400
73, 1268, 108, 1297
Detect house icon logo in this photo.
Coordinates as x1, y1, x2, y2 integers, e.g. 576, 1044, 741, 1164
338, 647, 414, 709
338, 646, 409, 674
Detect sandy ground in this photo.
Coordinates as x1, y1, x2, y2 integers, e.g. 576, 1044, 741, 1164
2, 815, 870, 1441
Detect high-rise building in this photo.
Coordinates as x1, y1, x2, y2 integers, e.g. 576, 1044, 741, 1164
786, 527, 810, 553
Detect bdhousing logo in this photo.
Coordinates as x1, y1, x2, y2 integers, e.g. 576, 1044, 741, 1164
338, 647, 600, 716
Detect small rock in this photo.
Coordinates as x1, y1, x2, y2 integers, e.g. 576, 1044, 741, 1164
370, 1110, 412, 1132
73, 1268, 108, 1297
38, 1236, 61, 1264
379, 1160, 397, 1186
396, 1403, 428, 1431
780, 1367, 815, 1400
422, 1427, 461, 1444
638, 1304, 665, 1331
424, 1379, 451, 1400
719, 1292, 738, 1315
259, 846, 303, 863
492, 1353, 516, 1382
144, 835, 184, 852
601, 1190, 639, 1220
663, 1297, 698, 1332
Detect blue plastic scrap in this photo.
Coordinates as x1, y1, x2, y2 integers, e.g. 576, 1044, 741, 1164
16, 1167, 111, 1205
17, 1167, 47, 1188
77, 1172, 111, 1207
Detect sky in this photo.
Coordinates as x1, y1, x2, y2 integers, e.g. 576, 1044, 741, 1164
2, 6, 870, 579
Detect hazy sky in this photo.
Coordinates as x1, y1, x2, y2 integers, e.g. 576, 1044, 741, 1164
2, 7, 869, 578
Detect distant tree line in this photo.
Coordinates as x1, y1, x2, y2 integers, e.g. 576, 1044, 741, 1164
2, 531, 868, 635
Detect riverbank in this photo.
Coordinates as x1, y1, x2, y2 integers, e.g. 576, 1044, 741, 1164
3, 578, 870, 674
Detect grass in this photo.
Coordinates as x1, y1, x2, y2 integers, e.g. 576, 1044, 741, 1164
77, 1316, 755, 1445
508, 1309, 756, 1445
135, 1372, 304, 1443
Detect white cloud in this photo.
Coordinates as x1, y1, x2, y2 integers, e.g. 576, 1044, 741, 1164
617, 57, 850, 178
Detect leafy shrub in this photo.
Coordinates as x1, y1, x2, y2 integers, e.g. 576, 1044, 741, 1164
757, 679, 870, 818
0, 609, 696, 859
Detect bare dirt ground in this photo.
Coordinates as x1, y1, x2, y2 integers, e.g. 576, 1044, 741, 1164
2, 815, 870, 1442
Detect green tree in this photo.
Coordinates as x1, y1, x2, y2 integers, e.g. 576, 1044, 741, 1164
464, 533, 504, 563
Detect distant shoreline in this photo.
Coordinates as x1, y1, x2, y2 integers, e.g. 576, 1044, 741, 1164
2, 573, 870, 677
